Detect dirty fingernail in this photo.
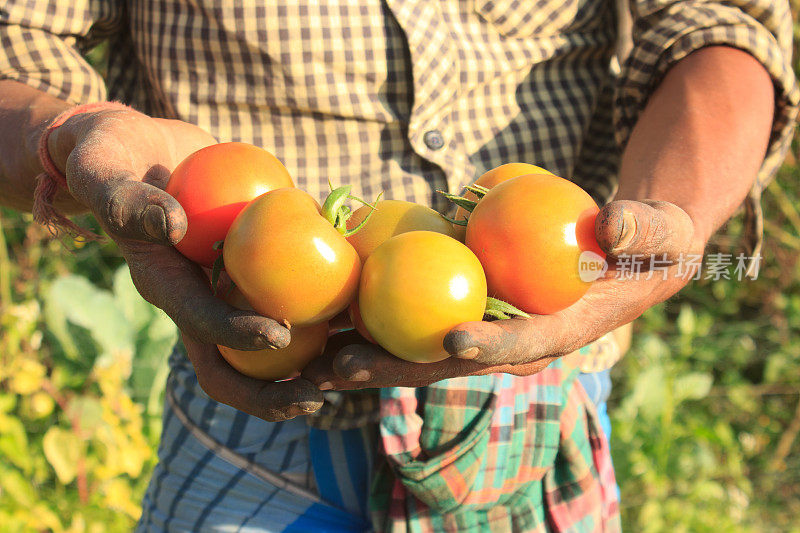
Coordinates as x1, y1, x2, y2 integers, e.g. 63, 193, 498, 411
456, 347, 481, 359
142, 204, 167, 240
349, 369, 371, 382
318, 381, 334, 391
614, 209, 638, 251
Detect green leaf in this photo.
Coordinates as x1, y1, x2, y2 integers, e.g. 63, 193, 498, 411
674, 372, 713, 402
46, 275, 135, 358
43, 290, 81, 361
627, 365, 667, 420
0, 415, 31, 473
42, 427, 82, 484
676, 305, 696, 336
0, 393, 16, 413
112, 265, 154, 332
65, 396, 104, 435
0, 464, 37, 508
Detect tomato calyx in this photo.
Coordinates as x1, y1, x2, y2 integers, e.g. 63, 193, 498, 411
484, 296, 531, 320
438, 184, 491, 226
210, 240, 233, 296
320, 183, 382, 237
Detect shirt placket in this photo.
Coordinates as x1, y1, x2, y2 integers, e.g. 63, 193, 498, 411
385, 0, 477, 202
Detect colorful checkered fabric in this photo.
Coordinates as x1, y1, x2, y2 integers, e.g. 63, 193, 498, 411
371, 356, 619, 532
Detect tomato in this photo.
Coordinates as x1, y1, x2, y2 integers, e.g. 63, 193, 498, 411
217, 288, 328, 380
346, 200, 455, 261
166, 142, 294, 266
223, 187, 361, 326
453, 163, 552, 240
345, 199, 455, 342
347, 300, 376, 344
465, 173, 604, 315
359, 231, 487, 362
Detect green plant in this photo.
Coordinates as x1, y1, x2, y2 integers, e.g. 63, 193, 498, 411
0, 259, 176, 531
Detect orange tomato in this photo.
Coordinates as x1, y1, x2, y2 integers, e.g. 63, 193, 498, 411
359, 231, 487, 362
453, 163, 552, 240
167, 142, 294, 266
465, 173, 604, 315
217, 289, 328, 380
346, 200, 455, 262
223, 188, 361, 326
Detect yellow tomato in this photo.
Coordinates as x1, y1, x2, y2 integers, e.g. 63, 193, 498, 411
346, 199, 455, 262
359, 231, 487, 362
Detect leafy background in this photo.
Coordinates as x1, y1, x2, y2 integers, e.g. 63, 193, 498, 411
1, 9, 800, 533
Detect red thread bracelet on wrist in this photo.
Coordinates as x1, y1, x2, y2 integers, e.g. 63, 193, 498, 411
33, 101, 131, 238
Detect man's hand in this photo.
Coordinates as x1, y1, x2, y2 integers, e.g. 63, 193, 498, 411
46, 107, 323, 420
302, 199, 698, 389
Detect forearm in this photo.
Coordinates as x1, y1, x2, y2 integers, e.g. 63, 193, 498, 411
617, 46, 775, 248
0, 80, 76, 212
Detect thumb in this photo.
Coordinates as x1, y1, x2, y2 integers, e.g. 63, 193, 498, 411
81, 176, 187, 244
443, 318, 568, 366
595, 200, 696, 260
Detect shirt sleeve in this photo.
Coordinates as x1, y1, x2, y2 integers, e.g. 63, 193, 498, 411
0, 0, 121, 104
614, 0, 800, 260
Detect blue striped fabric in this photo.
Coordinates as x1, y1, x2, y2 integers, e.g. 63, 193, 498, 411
136, 348, 374, 532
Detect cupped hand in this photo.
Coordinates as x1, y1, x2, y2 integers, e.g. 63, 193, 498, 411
48, 107, 322, 419
302, 199, 700, 389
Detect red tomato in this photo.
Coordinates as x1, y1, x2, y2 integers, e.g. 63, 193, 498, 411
465, 173, 604, 315
223, 188, 361, 326
359, 231, 487, 362
166, 142, 294, 266
453, 163, 552, 240
217, 288, 328, 380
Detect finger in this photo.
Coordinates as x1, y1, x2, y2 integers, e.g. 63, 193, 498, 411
123, 242, 290, 350
300, 330, 368, 388
183, 334, 323, 421
443, 317, 578, 366
595, 200, 696, 260
72, 171, 187, 245
303, 342, 484, 389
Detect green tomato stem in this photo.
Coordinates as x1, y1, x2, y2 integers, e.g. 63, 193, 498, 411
466, 184, 490, 198
441, 215, 468, 227
321, 185, 353, 227
484, 296, 531, 320
437, 190, 478, 213
211, 245, 225, 296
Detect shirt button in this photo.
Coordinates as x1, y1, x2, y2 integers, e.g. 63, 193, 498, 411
423, 130, 445, 150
